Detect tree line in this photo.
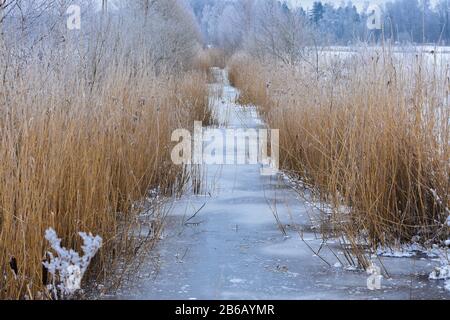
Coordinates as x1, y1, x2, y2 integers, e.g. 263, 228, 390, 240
0, 0, 201, 72
189, 0, 450, 47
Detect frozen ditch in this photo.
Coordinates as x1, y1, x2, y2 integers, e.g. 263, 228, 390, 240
107, 68, 449, 300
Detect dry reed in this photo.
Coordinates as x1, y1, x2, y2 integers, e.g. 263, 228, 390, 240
228, 49, 449, 267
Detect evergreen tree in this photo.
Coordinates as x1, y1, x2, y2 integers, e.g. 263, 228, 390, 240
310, 1, 324, 24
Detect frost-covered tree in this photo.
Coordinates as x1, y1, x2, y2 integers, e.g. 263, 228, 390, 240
244, 0, 315, 65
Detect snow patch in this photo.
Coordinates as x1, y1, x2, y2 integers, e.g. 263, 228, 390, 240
428, 248, 450, 291
43, 228, 102, 299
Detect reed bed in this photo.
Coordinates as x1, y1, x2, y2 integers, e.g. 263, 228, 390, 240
0, 42, 210, 298
228, 49, 449, 266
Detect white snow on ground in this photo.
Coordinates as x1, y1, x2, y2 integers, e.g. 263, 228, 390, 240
429, 248, 450, 292
374, 242, 450, 291
43, 228, 102, 298
282, 156, 450, 293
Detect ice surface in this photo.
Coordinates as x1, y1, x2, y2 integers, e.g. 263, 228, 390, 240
107, 69, 449, 300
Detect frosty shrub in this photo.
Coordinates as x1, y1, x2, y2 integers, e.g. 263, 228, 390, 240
429, 248, 450, 291
43, 228, 102, 299
228, 49, 449, 268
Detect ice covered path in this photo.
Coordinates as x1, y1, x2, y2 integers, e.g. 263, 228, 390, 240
111, 69, 448, 300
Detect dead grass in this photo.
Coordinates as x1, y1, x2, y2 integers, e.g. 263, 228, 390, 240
228, 49, 449, 266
